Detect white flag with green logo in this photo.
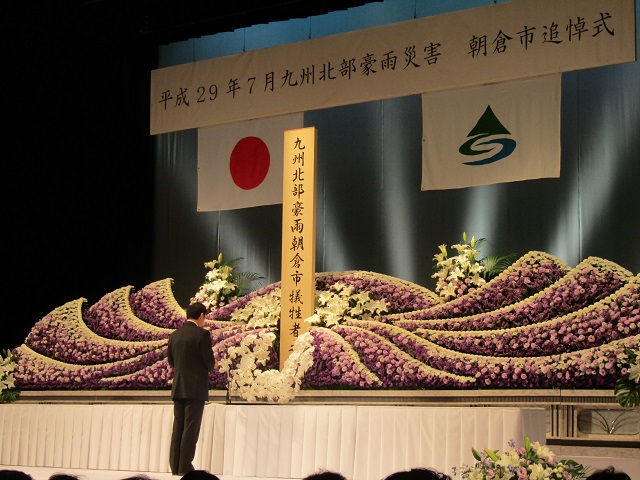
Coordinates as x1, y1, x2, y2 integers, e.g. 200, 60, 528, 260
421, 74, 561, 191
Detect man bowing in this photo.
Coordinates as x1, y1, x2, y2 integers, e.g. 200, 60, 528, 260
167, 302, 216, 476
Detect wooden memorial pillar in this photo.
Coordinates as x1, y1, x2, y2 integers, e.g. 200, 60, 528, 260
280, 127, 317, 369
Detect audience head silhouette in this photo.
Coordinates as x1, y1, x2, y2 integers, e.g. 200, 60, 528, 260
48, 475, 80, 480
0, 471, 33, 480
180, 471, 220, 480
303, 470, 348, 480
121, 475, 154, 480
586, 467, 631, 480
383, 467, 452, 480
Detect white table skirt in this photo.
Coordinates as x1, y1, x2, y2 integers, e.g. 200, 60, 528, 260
0, 403, 546, 480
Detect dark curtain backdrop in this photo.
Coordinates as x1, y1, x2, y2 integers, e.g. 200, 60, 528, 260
4, 4, 156, 348
152, 0, 640, 308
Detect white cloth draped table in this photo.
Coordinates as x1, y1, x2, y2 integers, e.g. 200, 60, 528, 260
0, 403, 546, 479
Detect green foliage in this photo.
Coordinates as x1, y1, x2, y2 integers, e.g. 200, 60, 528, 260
472, 448, 482, 461
472, 237, 518, 280
217, 256, 265, 295
615, 348, 640, 408
481, 253, 519, 280
234, 270, 265, 296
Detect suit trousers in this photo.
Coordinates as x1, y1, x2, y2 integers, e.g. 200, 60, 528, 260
169, 398, 206, 475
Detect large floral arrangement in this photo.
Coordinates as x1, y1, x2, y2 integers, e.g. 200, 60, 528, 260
9, 249, 640, 405
0, 349, 19, 403
214, 282, 390, 401
615, 347, 640, 408
227, 282, 388, 331
399, 256, 631, 329
455, 435, 590, 480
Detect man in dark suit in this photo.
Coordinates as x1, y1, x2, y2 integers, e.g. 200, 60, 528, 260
167, 302, 216, 476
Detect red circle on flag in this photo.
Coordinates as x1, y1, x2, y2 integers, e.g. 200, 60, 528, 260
229, 136, 270, 190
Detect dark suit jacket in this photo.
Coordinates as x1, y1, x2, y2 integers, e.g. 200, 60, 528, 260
167, 321, 215, 401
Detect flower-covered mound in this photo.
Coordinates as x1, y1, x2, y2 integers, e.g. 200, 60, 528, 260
12, 253, 640, 393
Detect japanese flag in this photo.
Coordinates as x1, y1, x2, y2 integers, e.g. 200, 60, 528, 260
197, 113, 304, 211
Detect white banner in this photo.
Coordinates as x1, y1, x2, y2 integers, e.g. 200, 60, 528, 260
421, 74, 562, 190
151, 0, 635, 134
197, 113, 304, 211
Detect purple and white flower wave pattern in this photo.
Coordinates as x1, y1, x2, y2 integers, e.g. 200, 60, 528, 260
13, 252, 640, 391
